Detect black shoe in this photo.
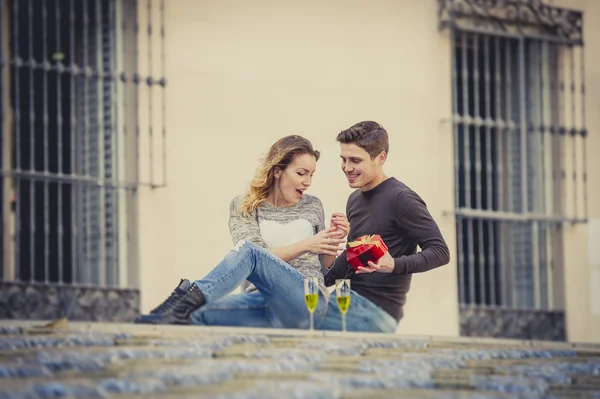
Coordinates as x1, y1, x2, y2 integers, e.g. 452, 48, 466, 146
134, 279, 191, 324
169, 284, 206, 325
150, 279, 191, 314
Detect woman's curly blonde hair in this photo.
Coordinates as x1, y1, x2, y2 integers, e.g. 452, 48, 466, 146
239, 135, 320, 215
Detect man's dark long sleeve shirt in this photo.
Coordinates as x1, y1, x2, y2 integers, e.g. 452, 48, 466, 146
324, 178, 450, 321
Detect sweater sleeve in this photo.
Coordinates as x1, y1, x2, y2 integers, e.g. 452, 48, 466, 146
392, 190, 450, 275
228, 196, 269, 249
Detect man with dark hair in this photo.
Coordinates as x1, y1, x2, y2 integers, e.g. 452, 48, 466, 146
318, 120, 450, 332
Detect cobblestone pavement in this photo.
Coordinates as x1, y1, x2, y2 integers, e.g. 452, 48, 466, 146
0, 320, 599, 399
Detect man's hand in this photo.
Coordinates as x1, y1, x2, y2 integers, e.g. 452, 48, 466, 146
355, 251, 394, 274
330, 213, 350, 240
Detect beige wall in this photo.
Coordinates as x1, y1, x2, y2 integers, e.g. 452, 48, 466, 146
136, 0, 459, 337
553, 0, 600, 343
135, 0, 598, 342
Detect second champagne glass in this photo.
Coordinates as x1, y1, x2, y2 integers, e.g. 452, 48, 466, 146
335, 279, 351, 332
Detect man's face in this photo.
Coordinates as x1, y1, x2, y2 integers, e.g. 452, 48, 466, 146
340, 143, 386, 191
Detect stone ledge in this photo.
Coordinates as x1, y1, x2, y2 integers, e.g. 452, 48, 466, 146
0, 282, 140, 322
460, 305, 567, 342
0, 320, 598, 398
1, 320, 592, 350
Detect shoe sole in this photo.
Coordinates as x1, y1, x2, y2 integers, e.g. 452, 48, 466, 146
133, 315, 170, 325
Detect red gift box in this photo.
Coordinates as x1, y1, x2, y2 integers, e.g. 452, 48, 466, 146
345, 234, 388, 272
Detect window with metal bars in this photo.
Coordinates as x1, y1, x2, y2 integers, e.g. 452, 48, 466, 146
441, 0, 588, 312
1, 0, 166, 289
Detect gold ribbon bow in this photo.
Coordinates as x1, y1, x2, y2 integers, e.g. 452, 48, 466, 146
347, 234, 382, 248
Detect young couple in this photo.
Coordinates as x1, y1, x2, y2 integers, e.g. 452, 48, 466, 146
135, 121, 450, 333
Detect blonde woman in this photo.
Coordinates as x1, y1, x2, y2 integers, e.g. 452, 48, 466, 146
135, 135, 348, 328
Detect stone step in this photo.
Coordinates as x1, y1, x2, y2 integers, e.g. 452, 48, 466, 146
1, 321, 599, 398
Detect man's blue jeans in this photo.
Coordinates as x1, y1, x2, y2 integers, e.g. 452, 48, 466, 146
190, 241, 397, 333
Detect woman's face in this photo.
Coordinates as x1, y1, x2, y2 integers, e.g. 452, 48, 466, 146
272, 153, 317, 207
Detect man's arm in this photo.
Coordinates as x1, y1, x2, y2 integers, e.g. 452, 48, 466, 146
323, 249, 352, 286
391, 190, 450, 275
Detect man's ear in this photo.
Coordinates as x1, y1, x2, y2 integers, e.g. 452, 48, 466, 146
377, 151, 387, 165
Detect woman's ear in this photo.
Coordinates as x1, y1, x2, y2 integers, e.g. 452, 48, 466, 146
273, 167, 282, 179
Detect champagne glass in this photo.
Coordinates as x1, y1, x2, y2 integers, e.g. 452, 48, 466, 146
304, 277, 319, 331
335, 279, 351, 332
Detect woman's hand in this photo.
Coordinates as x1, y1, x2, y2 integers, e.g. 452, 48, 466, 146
305, 227, 346, 256
330, 213, 350, 240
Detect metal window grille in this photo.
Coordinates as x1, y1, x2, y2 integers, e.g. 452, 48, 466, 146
439, 0, 587, 311
0, 0, 167, 290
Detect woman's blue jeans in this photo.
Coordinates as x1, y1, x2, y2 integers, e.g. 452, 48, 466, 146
190, 241, 397, 333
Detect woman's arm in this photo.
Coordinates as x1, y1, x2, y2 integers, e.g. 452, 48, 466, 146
319, 253, 336, 269
229, 196, 342, 263
270, 242, 309, 263
272, 227, 344, 263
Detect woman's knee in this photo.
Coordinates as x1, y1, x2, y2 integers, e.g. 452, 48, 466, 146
233, 240, 264, 256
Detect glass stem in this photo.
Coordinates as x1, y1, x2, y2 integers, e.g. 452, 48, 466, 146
310, 312, 314, 331
342, 314, 346, 332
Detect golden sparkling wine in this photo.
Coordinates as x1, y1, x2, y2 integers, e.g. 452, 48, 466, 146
337, 296, 350, 315
304, 293, 318, 312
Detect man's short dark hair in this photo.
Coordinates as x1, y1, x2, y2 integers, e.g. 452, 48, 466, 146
336, 121, 389, 159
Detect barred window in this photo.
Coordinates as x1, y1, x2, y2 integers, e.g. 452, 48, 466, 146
441, 0, 587, 312
1, 0, 166, 289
